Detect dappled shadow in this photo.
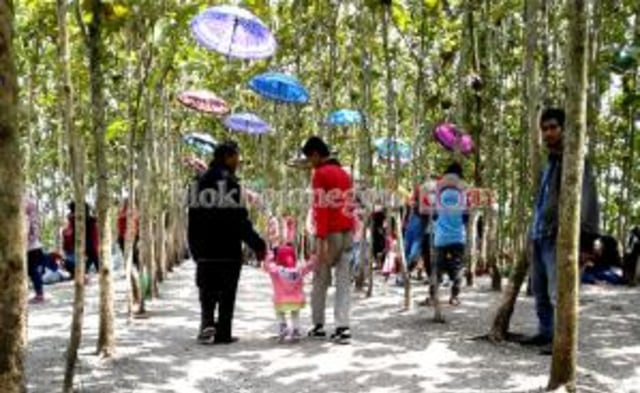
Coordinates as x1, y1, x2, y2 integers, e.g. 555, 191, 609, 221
26, 264, 640, 393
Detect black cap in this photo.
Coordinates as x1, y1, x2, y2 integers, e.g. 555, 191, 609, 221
302, 136, 330, 158
214, 140, 240, 161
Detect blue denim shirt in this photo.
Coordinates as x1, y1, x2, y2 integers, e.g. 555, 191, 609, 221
531, 160, 555, 240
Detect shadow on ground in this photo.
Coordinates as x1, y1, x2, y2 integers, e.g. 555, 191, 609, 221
26, 263, 640, 393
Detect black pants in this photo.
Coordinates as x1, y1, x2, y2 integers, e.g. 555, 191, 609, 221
117, 236, 140, 270
421, 235, 432, 278
28, 248, 45, 296
430, 244, 465, 299
196, 262, 242, 341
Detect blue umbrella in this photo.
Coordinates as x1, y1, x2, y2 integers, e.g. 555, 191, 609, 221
183, 132, 217, 154
190, 5, 277, 60
247, 72, 309, 104
224, 112, 271, 134
374, 137, 412, 163
327, 109, 363, 126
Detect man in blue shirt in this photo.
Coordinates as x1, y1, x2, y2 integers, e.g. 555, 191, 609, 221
429, 162, 469, 307
522, 108, 600, 352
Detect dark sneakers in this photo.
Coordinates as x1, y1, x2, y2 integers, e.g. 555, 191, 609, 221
331, 327, 351, 345
214, 337, 239, 345
520, 334, 552, 347
308, 324, 327, 339
197, 327, 216, 345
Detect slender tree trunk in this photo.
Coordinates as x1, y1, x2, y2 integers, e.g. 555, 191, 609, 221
381, 3, 398, 181
0, 2, 27, 391
395, 212, 411, 310
489, 0, 539, 341
82, 0, 115, 358
547, 0, 588, 390
465, 211, 479, 286
487, 204, 502, 291
63, 2, 89, 391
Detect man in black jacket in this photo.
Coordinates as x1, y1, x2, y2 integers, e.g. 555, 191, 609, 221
188, 140, 267, 345
522, 108, 600, 352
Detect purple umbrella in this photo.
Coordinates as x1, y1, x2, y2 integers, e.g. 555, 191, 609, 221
190, 5, 277, 60
224, 112, 270, 134
433, 122, 474, 155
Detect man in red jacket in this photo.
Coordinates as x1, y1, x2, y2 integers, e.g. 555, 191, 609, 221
302, 136, 355, 344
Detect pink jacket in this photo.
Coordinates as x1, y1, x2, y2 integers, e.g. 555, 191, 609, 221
264, 255, 316, 307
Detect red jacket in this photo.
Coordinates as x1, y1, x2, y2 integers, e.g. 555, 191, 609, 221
117, 206, 138, 240
311, 160, 355, 239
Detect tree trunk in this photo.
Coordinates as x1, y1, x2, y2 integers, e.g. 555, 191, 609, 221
547, 0, 588, 390
83, 0, 115, 358
489, 0, 539, 340
395, 213, 411, 310
487, 204, 502, 291
63, 1, 89, 391
0, 2, 27, 391
465, 211, 479, 286
381, 3, 399, 180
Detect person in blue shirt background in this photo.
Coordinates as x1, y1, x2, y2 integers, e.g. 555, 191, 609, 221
429, 162, 469, 307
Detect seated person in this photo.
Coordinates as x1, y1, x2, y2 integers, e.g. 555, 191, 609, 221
581, 235, 624, 285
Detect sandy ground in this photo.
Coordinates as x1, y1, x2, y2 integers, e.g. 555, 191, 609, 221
26, 262, 640, 393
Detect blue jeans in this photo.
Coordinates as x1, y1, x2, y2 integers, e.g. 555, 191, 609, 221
404, 213, 424, 267
531, 237, 557, 339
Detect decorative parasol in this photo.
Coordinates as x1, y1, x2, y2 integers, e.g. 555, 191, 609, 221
248, 72, 309, 104
326, 109, 363, 127
177, 90, 230, 116
223, 112, 270, 134
433, 123, 474, 155
183, 132, 217, 154
190, 5, 276, 60
374, 137, 412, 164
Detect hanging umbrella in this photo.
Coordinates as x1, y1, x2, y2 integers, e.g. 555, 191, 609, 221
326, 109, 363, 127
182, 156, 208, 173
183, 132, 217, 154
224, 112, 270, 134
433, 122, 474, 155
374, 137, 412, 164
177, 90, 230, 116
190, 5, 277, 60
248, 72, 309, 104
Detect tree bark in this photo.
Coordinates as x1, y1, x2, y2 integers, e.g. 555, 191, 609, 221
547, 0, 589, 390
0, 2, 27, 392
489, 0, 539, 341
83, 0, 115, 358
465, 211, 479, 287
63, 1, 89, 391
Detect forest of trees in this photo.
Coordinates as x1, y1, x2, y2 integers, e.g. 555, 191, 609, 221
0, 0, 638, 392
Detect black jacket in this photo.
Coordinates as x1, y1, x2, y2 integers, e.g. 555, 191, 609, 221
187, 163, 266, 263
535, 154, 600, 250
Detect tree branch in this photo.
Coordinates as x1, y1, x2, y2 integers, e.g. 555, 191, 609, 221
390, 15, 421, 63
74, 0, 90, 47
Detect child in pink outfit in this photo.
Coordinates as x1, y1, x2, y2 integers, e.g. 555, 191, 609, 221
263, 243, 316, 342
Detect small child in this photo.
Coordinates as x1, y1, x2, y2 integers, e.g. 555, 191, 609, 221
263, 243, 316, 342
382, 232, 400, 284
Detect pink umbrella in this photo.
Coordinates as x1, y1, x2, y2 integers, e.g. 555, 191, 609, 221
433, 122, 474, 156
178, 90, 230, 116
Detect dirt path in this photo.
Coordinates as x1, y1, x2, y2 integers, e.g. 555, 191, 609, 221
26, 262, 640, 392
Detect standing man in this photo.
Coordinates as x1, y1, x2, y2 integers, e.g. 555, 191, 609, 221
302, 136, 355, 344
188, 141, 267, 345
522, 108, 600, 351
